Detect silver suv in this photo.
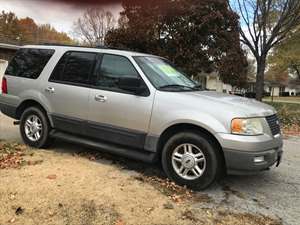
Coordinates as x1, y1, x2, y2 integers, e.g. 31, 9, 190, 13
0, 45, 283, 189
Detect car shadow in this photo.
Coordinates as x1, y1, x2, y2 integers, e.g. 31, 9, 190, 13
47, 139, 166, 178
45, 139, 282, 193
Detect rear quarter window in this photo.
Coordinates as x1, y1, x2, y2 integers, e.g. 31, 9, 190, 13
5, 48, 55, 79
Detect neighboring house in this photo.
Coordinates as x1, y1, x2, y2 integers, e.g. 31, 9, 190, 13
193, 72, 233, 93
200, 71, 300, 97
263, 80, 300, 96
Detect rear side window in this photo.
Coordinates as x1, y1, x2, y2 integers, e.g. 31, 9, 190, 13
5, 48, 54, 79
49, 51, 96, 85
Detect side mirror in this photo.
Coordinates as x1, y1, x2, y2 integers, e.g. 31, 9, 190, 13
118, 77, 148, 95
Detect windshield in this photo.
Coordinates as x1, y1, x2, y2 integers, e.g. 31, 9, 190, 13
134, 56, 202, 91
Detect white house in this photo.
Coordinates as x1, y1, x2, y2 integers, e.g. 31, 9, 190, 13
193, 72, 233, 93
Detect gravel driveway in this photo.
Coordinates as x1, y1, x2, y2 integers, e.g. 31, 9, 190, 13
1, 112, 299, 225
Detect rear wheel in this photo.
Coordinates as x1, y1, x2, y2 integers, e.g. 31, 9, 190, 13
20, 106, 53, 148
161, 131, 222, 190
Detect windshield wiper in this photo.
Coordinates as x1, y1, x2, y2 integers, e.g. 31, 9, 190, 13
158, 84, 195, 90
191, 85, 205, 91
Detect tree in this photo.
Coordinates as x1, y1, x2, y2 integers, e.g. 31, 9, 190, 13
18, 17, 38, 44
73, 8, 116, 46
268, 27, 300, 80
37, 24, 74, 45
230, 0, 300, 100
106, 0, 248, 89
0, 11, 21, 44
0, 11, 74, 45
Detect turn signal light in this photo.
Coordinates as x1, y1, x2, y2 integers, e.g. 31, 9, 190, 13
231, 118, 243, 133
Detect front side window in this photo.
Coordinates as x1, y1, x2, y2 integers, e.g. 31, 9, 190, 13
49, 51, 96, 85
95, 54, 140, 91
5, 48, 54, 79
134, 56, 201, 91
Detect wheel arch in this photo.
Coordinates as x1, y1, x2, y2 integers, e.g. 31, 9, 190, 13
16, 99, 53, 126
157, 123, 226, 170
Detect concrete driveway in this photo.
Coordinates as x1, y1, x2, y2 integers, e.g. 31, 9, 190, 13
0, 112, 299, 225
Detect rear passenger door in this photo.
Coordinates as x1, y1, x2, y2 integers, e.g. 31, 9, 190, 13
45, 51, 97, 135
88, 54, 154, 149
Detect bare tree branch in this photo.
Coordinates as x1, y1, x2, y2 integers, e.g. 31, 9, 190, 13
232, 0, 300, 100
73, 8, 116, 46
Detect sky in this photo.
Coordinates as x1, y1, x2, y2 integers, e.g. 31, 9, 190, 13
0, 0, 122, 35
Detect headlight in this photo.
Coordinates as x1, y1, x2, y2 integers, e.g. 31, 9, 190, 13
231, 118, 264, 135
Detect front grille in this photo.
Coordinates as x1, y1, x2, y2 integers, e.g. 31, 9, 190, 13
266, 114, 281, 136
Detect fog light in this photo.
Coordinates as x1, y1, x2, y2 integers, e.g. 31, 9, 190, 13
254, 156, 265, 163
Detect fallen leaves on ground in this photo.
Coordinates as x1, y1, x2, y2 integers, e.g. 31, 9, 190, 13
73, 151, 102, 161
0, 142, 42, 169
115, 219, 125, 225
215, 211, 282, 225
46, 174, 57, 180
283, 125, 300, 136
134, 175, 197, 204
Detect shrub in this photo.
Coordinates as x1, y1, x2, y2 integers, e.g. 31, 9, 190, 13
266, 102, 300, 127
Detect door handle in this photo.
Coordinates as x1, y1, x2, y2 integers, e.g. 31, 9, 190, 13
45, 87, 55, 93
95, 94, 107, 102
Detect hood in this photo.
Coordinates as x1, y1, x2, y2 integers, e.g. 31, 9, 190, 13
181, 91, 276, 117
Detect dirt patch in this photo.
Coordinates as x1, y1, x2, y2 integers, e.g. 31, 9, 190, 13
54, 199, 119, 225
0, 141, 282, 225
6, 198, 119, 225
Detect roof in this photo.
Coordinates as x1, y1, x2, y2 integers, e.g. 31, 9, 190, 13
22, 44, 154, 57
0, 43, 20, 50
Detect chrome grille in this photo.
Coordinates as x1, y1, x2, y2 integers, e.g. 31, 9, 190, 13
265, 114, 281, 136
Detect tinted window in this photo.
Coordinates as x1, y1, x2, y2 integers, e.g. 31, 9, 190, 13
134, 56, 198, 91
95, 54, 139, 90
49, 51, 96, 85
5, 48, 54, 79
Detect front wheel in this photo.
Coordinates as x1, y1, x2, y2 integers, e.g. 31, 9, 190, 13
20, 106, 52, 148
161, 132, 222, 190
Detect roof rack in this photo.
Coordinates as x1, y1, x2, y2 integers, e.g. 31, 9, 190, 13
37, 43, 136, 53
40, 43, 110, 49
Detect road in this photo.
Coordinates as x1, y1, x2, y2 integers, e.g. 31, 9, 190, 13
0, 112, 299, 225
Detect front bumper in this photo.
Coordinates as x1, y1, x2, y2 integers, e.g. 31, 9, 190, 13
216, 133, 283, 175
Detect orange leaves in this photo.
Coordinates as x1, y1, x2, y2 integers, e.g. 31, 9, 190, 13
0, 142, 43, 169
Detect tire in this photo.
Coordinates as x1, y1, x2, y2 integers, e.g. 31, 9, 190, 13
20, 106, 53, 148
161, 131, 222, 190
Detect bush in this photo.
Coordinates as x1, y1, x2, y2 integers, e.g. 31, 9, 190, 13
266, 102, 300, 127
245, 92, 256, 98
280, 92, 290, 97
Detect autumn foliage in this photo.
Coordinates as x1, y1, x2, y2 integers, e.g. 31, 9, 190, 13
105, 0, 248, 88
0, 11, 74, 45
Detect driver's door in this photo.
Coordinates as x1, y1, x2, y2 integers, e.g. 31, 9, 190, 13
88, 54, 154, 149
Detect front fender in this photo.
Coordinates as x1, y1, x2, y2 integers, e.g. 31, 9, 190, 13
149, 109, 228, 136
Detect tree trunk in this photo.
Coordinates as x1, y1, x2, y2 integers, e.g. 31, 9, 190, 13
293, 65, 300, 80
255, 57, 266, 101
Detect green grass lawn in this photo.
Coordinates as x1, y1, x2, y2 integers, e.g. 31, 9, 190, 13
263, 96, 300, 103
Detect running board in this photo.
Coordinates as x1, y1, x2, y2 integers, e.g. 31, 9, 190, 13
50, 130, 157, 163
